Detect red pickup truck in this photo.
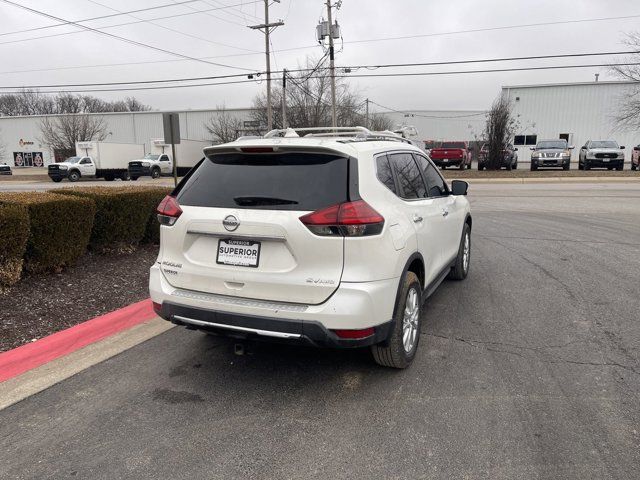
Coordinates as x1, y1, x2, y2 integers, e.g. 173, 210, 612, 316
632, 144, 640, 171
429, 141, 472, 170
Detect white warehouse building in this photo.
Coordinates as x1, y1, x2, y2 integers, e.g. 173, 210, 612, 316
0, 80, 638, 167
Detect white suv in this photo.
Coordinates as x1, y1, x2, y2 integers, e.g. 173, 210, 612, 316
150, 127, 472, 368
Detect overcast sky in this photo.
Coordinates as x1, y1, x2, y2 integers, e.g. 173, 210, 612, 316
0, 0, 638, 113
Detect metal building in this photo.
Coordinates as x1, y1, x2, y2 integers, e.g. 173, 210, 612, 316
503, 81, 639, 163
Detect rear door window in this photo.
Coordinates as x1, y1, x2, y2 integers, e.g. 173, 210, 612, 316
389, 152, 427, 200
176, 152, 349, 211
376, 155, 397, 194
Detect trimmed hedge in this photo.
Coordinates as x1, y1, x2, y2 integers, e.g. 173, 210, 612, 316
56, 186, 171, 251
0, 192, 95, 273
0, 203, 30, 287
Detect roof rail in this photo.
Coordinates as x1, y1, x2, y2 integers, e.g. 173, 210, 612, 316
263, 126, 415, 145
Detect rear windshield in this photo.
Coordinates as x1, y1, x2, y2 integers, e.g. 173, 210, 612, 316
536, 140, 567, 149
177, 152, 349, 211
441, 142, 465, 149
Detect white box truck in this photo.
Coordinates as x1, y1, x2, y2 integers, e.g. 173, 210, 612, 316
127, 138, 210, 179
48, 141, 146, 183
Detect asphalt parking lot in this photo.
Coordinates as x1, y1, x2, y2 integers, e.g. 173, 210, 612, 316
1, 182, 639, 479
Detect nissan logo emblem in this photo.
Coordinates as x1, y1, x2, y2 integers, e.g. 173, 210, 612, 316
223, 215, 240, 232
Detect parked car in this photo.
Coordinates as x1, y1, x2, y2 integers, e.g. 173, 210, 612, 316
429, 141, 472, 170
0, 162, 11, 175
578, 140, 625, 171
530, 139, 573, 170
631, 144, 640, 171
151, 127, 472, 369
477, 143, 518, 170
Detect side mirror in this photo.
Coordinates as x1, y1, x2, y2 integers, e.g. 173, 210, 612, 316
569, 145, 575, 150
620, 146, 625, 149
451, 180, 469, 196
530, 147, 536, 151
514, 147, 518, 151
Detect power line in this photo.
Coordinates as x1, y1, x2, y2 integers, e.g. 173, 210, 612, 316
84, 0, 252, 57
369, 101, 487, 119
0, 1, 263, 54
0, 0, 261, 37
0, 0, 256, 71
344, 13, 640, 46
1, 61, 639, 94
1, 50, 636, 89
344, 51, 640, 71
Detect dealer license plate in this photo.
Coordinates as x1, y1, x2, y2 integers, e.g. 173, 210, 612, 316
216, 239, 261, 268
603, 159, 610, 162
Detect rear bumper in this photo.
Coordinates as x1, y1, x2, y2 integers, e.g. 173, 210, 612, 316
149, 264, 398, 348
432, 158, 463, 166
157, 301, 393, 348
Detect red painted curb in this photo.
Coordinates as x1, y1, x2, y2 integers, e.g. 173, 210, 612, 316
0, 299, 156, 383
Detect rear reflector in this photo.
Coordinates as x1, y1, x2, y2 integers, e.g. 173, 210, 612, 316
156, 195, 182, 226
333, 328, 375, 339
299, 200, 384, 237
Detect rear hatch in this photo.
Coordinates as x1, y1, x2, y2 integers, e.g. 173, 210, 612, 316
163, 149, 349, 305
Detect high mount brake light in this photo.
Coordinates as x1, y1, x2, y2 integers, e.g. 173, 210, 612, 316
240, 147, 275, 153
157, 195, 182, 226
300, 200, 384, 237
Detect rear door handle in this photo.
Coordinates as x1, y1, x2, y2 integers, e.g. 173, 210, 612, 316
413, 214, 423, 223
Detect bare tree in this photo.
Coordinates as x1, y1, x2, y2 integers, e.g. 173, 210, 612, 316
204, 106, 244, 144
0, 90, 151, 116
611, 32, 640, 129
251, 56, 391, 131
39, 114, 108, 152
484, 94, 519, 170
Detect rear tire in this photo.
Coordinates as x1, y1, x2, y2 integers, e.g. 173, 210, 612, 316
632, 163, 637, 171
563, 164, 570, 171
131, 176, 139, 181
584, 162, 591, 171
531, 164, 538, 171
616, 165, 623, 171
52, 178, 62, 183
448, 223, 471, 281
371, 271, 421, 369
120, 171, 131, 181
478, 163, 484, 171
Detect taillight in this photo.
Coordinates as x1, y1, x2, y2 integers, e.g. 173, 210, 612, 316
156, 195, 182, 226
299, 200, 384, 237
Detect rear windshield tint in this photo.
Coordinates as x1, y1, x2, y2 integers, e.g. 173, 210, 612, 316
177, 152, 349, 211
441, 142, 465, 149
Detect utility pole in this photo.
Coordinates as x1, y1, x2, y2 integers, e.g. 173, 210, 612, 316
326, 0, 337, 128
282, 68, 287, 128
365, 98, 369, 129
249, 1, 284, 131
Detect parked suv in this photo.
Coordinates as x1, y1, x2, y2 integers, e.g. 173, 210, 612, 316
578, 140, 625, 171
429, 141, 472, 170
631, 144, 640, 171
150, 127, 472, 368
530, 139, 573, 170
477, 143, 518, 170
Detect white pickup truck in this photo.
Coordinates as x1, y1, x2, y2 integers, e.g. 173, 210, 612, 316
48, 141, 145, 182
128, 139, 210, 179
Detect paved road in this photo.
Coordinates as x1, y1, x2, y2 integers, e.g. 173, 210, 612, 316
1, 183, 640, 479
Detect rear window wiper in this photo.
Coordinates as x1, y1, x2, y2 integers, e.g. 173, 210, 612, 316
233, 196, 299, 206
